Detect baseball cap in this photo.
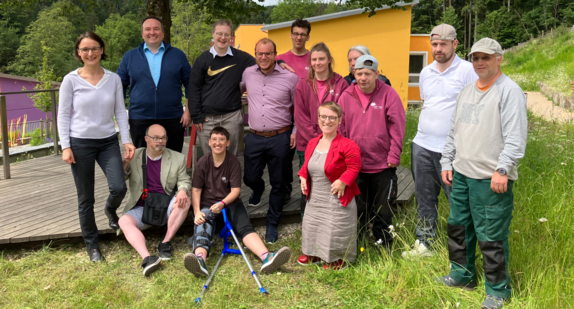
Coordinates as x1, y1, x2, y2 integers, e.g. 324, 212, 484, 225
431, 24, 457, 41
469, 38, 503, 55
355, 55, 378, 71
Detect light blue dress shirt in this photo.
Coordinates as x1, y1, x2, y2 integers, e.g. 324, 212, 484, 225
143, 42, 165, 86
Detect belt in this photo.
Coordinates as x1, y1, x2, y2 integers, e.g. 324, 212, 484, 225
250, 125, 291, 138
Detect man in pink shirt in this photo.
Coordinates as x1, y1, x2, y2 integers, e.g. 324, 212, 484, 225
242, 38, 299, 243
276, 18, 311, 206
339, 55, 406, 249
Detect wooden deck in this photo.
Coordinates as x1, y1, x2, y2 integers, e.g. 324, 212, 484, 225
0, 143, 414, 245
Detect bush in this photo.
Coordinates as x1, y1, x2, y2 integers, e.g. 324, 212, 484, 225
29, 128, 50, 146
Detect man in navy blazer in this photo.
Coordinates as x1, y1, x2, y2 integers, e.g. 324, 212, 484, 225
117, 16, 192, 153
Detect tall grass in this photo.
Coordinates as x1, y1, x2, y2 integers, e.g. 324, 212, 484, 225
0, 109, 573, 308
502, 26, 574, 96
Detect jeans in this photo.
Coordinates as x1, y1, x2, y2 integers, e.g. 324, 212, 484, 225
70, 135, 127, 250
411, 142, 451, 247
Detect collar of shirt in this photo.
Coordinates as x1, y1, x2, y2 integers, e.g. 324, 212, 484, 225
256, 62, 281, 75
143, 42, 165, 54
147, 154, 162, 161
210, 46, 233, 59
429, 54, 462, 74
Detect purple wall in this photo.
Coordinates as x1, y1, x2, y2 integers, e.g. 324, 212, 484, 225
0, 77, 54, 122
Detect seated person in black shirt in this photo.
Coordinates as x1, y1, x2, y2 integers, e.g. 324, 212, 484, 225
183, 126, 291, 277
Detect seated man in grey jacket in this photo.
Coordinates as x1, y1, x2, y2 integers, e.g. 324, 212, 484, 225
119, 124, 191, 277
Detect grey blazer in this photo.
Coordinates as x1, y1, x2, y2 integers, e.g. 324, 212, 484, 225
122, 147, 191, 215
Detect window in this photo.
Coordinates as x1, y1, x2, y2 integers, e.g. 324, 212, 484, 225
409, 52, 428, 87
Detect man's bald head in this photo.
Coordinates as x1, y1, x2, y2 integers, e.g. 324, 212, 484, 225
145, 124, 168, 153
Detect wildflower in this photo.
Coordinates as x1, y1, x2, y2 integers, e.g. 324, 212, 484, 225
514, 230, 520, 233
456, 302, 461, 308
561, 162, 567, 165
389, 225, 395, 232
539, 218, 548, 222
360, 247, 364, 252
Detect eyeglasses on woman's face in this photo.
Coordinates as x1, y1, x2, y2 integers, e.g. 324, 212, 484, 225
78, 47, 102, 54
319, 115, 338, 122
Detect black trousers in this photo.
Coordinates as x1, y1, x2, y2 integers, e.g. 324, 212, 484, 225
129, 118, 185, 152
355, 168, 397, 244
282, 147, 297, 199
243, 130, 291, 227
70, 135, 127, 250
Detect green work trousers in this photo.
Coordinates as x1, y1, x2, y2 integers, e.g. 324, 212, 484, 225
447, 170, 514, 299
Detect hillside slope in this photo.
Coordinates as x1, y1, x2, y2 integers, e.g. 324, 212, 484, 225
502, 26, 574, 96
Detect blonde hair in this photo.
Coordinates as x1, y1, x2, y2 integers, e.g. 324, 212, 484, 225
318, 101, 342, 118
307, 42, 335, 95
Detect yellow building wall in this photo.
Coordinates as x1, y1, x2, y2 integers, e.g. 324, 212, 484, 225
234, 25, 267, 54
408, 35, 433, 102
267, 7, 413, 108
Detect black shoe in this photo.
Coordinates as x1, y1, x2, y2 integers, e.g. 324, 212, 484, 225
248, 192, 262, 207
88, 248, 105, 262
141, 256, 162, 277
265, 225, 278, 244
434, 275, 477, 291
158, 241, 172, 260
105, 208, 120, 230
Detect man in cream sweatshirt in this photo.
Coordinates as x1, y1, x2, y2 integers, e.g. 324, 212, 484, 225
437, 38, 528, 309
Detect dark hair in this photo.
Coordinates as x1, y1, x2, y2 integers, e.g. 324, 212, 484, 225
212, 19, 233, 33
74, 31, 107, 63
291, 19, 311, 35
307, 42, 335, 94
254, 38, 277, 54
210, 126, 230, 141
141, 16, 164, 32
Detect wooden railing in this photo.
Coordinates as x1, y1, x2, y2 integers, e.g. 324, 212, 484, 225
0, 89, 59, 180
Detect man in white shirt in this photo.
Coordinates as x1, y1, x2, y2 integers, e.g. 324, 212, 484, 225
402, 24, 478, 258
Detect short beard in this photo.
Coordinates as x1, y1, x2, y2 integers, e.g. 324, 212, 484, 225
154, 145, 165, 152
435, 51, 454, 64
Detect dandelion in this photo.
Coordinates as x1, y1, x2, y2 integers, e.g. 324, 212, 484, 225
360, 247, 364, 252
539, 218, 548, 222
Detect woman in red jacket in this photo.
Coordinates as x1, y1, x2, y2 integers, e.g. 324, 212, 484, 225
298, 102, 361, 270
294, 42, 349, 217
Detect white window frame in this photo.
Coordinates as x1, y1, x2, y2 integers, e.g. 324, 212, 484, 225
408, 51, 428, 87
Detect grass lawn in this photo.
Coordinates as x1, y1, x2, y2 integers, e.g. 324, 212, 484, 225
502, 26, 574, 96
1, 108, 574, 308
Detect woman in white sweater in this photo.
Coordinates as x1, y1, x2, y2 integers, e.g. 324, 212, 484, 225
57, 31, 135, 262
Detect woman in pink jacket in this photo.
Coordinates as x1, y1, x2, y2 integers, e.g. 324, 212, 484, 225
294, 42, 349, 217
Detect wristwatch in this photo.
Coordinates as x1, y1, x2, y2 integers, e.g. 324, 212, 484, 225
496, 168, 507, 176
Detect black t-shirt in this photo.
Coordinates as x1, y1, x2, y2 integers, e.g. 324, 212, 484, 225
192, 152, 242, 205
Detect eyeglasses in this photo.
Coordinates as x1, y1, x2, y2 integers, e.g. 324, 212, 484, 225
319, 115, 338, 122
146, 135, 168, 142
255, 52, 275, 58
215, 32, 231, 38
292, 32, 308, 38
78, 47, 102, 54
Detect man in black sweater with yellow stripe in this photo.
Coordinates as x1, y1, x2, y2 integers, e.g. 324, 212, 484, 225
189, 19, 255, 157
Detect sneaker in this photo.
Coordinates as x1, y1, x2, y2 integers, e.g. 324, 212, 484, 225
401, 240, 434, 259
183, 253, 209, 277
434, 275, 477, 291
141, 256, 162, 277
297, 255, 322, 266
248, 192, 262, 207
481, 295, 505, 309
322, 259, 347, 270
261, 246, 291, 274
158, 241, 172, 260
265, 225, 279, 244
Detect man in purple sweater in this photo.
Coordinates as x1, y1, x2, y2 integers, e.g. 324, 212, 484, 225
339, 55, 406, 249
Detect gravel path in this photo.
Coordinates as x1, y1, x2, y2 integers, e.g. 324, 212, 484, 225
526, 91, 574, 123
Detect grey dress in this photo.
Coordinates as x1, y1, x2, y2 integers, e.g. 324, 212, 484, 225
301, 149, 358, 263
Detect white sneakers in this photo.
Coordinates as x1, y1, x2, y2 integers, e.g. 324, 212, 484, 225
401, 240, 434, 258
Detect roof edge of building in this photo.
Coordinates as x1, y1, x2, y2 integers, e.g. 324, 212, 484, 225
0, 73, 61, 85
261, 1, 419, 31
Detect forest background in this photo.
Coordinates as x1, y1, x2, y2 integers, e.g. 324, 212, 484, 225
1, 0, 574, 82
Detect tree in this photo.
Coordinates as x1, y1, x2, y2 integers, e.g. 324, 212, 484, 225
8, 0, 79, 78
23, 44, 62, 124
271, 0, 322, 23
0, 20, 21, 71
171, 0, 212, 65
96, 13, 142, 72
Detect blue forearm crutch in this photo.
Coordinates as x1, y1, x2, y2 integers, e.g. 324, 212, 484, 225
195, 208, 268, 304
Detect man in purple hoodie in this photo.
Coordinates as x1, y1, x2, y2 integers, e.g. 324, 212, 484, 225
339, 55, 406, 248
